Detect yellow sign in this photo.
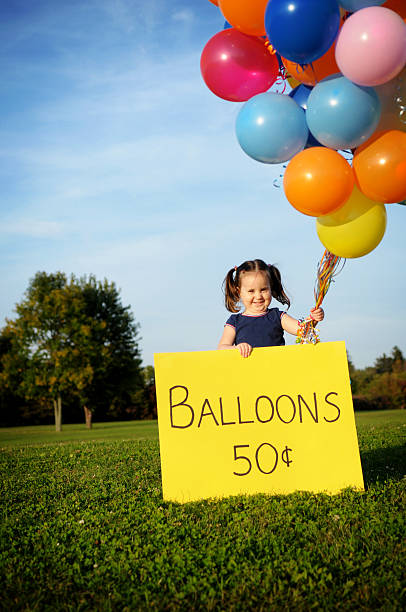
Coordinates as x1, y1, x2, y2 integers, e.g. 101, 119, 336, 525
154, 341, 364, 503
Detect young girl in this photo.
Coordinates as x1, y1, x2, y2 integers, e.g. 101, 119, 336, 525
218, 259, 324, 358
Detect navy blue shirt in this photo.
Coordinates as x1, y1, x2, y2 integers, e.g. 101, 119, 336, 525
225, 308, 286, 348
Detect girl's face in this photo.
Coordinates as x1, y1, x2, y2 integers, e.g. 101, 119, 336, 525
238, 271, 272, 315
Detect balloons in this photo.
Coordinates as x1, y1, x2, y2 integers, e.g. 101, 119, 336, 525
200, 29, 279, 102
289, 85, 324, 147
236, 93, 309, 163
289, 84, 314, 110
338, 0, 385, 11
383, 0, 406, 22
200, 0, 403, 266
282, 40, 340, 86
335, 7, 406, 86
286, 75, 301, 89
316, 186, 387, 258
218, 0, 268, 37
283, 147, 354, 216
353, 130, 406, 203
265, 0, 341, 64
306, 75, 381, 149
373, 67, 406, 133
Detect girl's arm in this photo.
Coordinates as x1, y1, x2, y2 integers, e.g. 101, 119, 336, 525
281, 308, 324, 336
218, 325, 252, 358
281, 313, 301, 336
218, 324, 237, 349
217, 325, 235, 349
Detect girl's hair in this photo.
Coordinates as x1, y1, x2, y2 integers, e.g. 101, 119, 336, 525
223, 259, 290, 313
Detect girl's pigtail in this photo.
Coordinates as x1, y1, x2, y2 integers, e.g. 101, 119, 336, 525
269, 264, 291, 309
223, 268, 240, 313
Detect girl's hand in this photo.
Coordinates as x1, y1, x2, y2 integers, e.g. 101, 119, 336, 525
310, 307, 324, 322
237, 343, 252, 358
